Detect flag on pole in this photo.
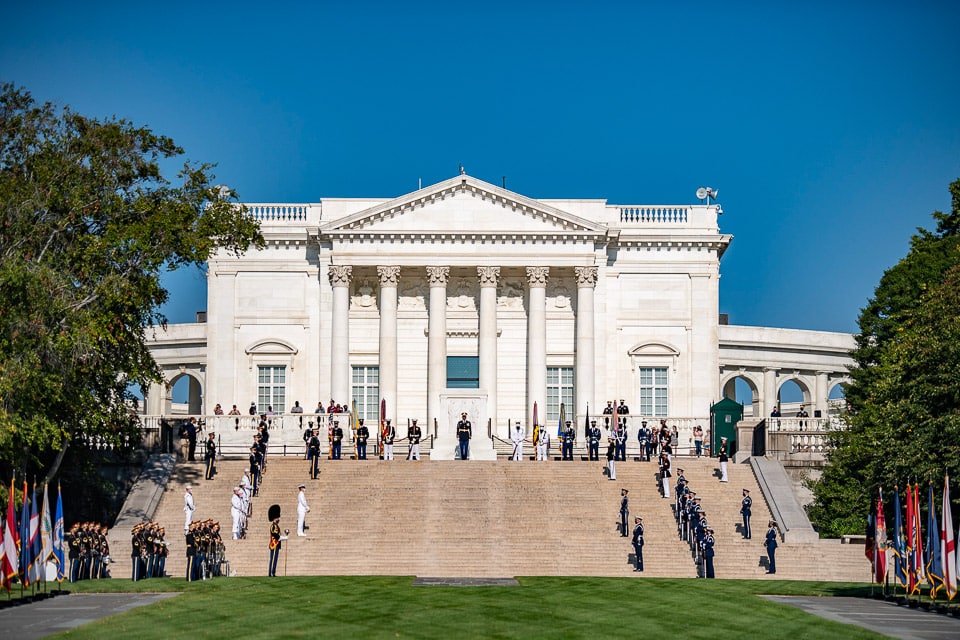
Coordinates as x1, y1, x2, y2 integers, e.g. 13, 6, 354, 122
913, 482, 926, 593
40, 483, 54, 570
942, 475, 956, 600
351, 400, 360, 441
379, 398, 387, 458
583, 403, 590, 444
53, 484, 65, 582
892, 486, 907, 587
2, 478, 20, 590
19, 479, 31, 587
28, 482, 42, 584
531, 401, 538, 437
926, 482, 944, 598
865, 512, 876, 565
875, 487, 887, 585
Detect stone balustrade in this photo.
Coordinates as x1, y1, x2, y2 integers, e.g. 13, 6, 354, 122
618, 206, 688, 224
244, 203, 320, 224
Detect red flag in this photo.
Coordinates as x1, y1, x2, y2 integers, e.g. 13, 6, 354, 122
913, 482, 925, 591
875, 488, 887, 584
1, 479, 18, 589
906, 483, 917, 593
942, 475, 957, 600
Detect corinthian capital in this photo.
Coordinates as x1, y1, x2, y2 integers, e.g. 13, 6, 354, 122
426, 266, 450, 286
525, 266, 550, 288
328, 265, 353, 287
574, 266, 598, 287
477, 266, 501, 287
377, 266, 401, 286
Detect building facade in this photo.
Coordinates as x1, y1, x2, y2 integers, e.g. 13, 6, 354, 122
143, 174, 853, 458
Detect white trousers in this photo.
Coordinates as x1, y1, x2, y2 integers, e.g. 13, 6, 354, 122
608, 459, 616, 480
297, 508, 307, 535
231, 509, 242, 539
410, 443, 420, 460
184, 510, 193, 532
720, 461, 728, 482
512, 444, 523, 461
661, 476, 671, 498
536, 443, 548, 461
384, 444, 394, 460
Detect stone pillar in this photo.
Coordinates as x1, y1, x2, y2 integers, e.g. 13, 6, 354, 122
526, 266, 549, 429
478, 266, 500, 432
329, 265, 352, 407
378, 266, 400, 421
574, 266, 597, 441
763, 367, 778, 418
815, 371, 829, 418
426, 266, 450, 431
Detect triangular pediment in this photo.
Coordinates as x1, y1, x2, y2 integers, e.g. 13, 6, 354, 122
319, 174, 606, 237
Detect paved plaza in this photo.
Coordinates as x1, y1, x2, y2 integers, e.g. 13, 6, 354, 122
0, 593, 177, 640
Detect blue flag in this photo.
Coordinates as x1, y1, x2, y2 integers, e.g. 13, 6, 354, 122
29, 483, 41, 583
926, 482, 944, 597
892, 486, 907, 587
19, 480, 31, 586
53, 485, 65, 582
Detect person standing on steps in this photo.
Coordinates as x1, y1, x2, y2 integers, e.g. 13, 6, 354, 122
535, 422, 550, 461
383, 419, 396, 461
740, 489, 752, 539
718, 437, 729, 482
619, 488, 629, 537
631, 516, 644, 572
457, 412, 472, 460
356, 419, 369, 460
606, 431, 617, 480
268, 506, 282, 577
297, 484, 310, 536
588, 419, 601, 461
703, 526, 716, 578
407, 419, 422, 460
205, 432, 217, 480
511, 421, 524, 461
561, 421, 575, 460
183, 485, 195, 533
231, 487, 244, 540
765, 520, 779, 574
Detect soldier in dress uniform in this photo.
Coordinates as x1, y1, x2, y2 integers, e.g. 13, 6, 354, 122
183, 485, 195, 533
561, 421, 575, 461
619, 488, 629, 537
204, 432, 217, 480
718, 437, 729, 482
588, 420, 601, 461
185, 523, 197, 582
456, 412, 472, 460
658, 453, 672, 498
511, 421, 524, 461
249, 446, 262, 494
765, 520, 779, 574
231, 487, 245, 540
703, 526, 716, 578
296, 484, 310, 536
331, 420, 344, 460
268, 505, 282, 577
638, 421, 650, 462
606, 430, 617, 480
308, 428, 322, 478
129, 524, 142, 582
407, 419, 422, 460
616, 399, 630, 430
631, 516, 645, 572
741, 489, 753, 539
356, 419, 369, 460
383, 419, 396, 461
535, 423, 550, 461
613, 420, 626, 461
602, 400, 615, 428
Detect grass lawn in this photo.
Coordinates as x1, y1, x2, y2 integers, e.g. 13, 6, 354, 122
32, 577, 896, 640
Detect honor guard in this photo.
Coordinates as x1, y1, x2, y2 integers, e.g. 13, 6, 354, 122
204, 432, 217, 479
456, 413, 472, 460
331, 420, 344, 460
718, 437, 729, 482
511, 421, 524, 461
616, 399, 630, 428
613, 421, 626, 461
296, 484, 310, 536
231, 487, 244, 540
741, 489, 753, 539
383, 419, 396, 460
703, 526, 716, 578
535, 424, 550, 461
619, 488, 629, 537
631, 516, 644, 572
267, 505, 282, 577
407, 419, 422, 460
183, 485, 195, 533
588, 420, 601, 461
602, 401, 614, 428
638, 421, 650, 462
249, 446, 262, 494
606, 431, 617, 480
356, 419, 369, 460
765, 520, 779, 573
185, 524, 197, 581
307, 428, 322, 477
561, 421, 575, 461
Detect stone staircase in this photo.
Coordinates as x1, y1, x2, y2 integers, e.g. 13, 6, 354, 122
107, 456, 869, 581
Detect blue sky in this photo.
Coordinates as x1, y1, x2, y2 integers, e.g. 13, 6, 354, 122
3, 1, 959, 335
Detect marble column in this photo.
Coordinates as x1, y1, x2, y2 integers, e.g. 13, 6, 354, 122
426, 266, 450, 431
378, 266, 400, 420
574, 266, 597, 441
762, 367, 778, 419
478, 266, 500, 432
815, 371, 829, 418
329, 265, 352, 407
526, 266, 549, 429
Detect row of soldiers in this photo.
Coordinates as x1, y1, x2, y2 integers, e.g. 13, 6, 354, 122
231, 469, 255, 539
305, 418, 424, 475
670, 469, 718, 578
130, 521, 167, 581
185, 519, 226, 581
67, 522, 111, 582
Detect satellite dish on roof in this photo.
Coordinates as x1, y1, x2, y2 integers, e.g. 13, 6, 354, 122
696, 187, 708, 200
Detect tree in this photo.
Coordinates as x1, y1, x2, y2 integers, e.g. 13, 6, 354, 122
809, 179, 960, 536
0, 83, 263, 485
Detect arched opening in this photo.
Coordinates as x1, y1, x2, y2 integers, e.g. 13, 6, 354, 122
721, 375, 759, 417
169, 372, 203, 415
828, 381, 848, 415
777, 378, 810, 414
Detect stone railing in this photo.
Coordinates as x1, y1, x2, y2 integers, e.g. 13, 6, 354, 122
764, 416, 846, 456
244, 203, 320, 225
617, 206, 688, 225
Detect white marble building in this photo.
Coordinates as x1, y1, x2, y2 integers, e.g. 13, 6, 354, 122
143, 174, 854, 458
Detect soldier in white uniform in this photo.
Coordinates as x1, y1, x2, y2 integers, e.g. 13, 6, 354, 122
407, 419, 422, 460
230, 487, 244, 540
296, 484, 310, 536
383, 419, 396, 461
511, 422, 524, 461
535, 424, 550, 461
183, 486, 195, 533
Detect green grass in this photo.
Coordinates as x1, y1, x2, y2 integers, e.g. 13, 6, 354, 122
32, 577, 900, 639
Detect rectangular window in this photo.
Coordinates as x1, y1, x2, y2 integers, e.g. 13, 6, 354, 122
447, 356, 479, 389
546, 366, 574, 423
639, 367, 668, 417
351, 366, 380, 421
257, 366, 286, 414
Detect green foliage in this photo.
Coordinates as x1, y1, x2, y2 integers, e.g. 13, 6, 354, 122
0, 83, 263, 479
810, 179, 960, 536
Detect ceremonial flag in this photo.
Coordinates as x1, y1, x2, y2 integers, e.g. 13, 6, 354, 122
926, 482, 944, 598
875, 488, 887, 585
28, 482, 42, 584
892, 486, 907, 587
2, 479, 19, 589
379, 398, 386, 457
40, 483, 54, 568
913, 482, 925, 593
906, 483, 919, 593
556, 402, 564, 438
351, 400, 360, 440
865, 512, 876, 564
584, 403, 590, 443
942, 476, 957, 600
53, 484, 65, 582
20, 479, 31, 586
